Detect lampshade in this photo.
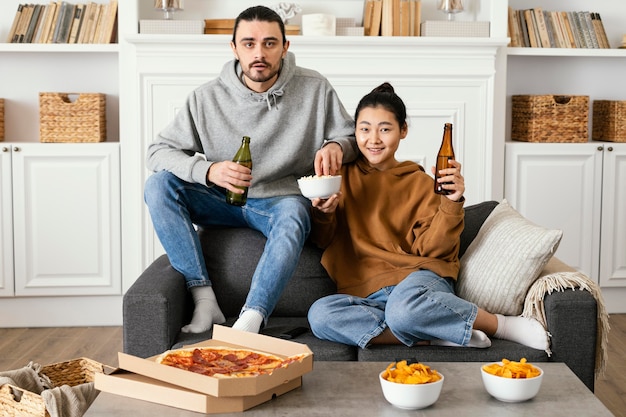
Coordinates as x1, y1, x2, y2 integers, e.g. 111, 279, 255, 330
154, 0, 183, 20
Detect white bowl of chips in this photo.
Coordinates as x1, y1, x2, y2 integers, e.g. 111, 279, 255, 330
379, 361, 444, 410
297, 175, 341, 199
481, 359, 544, 402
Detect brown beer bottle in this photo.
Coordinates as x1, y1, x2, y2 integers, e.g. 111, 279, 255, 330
226, 136, 252, 206
434, 123, 455, 195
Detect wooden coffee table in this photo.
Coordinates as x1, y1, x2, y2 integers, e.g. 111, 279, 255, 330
85, 361, 613, 416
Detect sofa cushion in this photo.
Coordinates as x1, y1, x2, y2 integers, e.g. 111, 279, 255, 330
198, 228, 336, 318
456, 200, 562, 316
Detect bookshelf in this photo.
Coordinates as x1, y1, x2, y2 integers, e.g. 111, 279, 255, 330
505, 1, 626, 313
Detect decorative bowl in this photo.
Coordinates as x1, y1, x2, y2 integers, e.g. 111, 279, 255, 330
297, 175, 341, 199
379, 370, 444, 410
481, 363, 544, 402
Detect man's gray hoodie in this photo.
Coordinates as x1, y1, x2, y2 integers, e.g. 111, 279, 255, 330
146, 51, 357, 198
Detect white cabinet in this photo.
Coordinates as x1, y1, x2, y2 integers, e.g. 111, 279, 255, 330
0, 143, 121, 297
505, 143, 626, 308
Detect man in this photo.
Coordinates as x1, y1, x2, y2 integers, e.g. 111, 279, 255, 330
144, 6, 357, 334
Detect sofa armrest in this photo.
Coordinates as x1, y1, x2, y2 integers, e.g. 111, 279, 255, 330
539, 257, 598, 392
123, 255, 189, 358
544, 288, 597, 391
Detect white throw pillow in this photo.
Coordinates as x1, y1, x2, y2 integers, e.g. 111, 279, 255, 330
456, 200, 562, 316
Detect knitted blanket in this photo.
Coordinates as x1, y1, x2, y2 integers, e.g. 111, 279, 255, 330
521, 260, 609, 379
0, 362, 97, 417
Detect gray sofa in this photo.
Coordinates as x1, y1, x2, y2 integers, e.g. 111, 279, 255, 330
123, 201, 598, 391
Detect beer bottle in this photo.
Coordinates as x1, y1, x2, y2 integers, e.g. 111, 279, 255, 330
434, 123, 455, 195
226, 136, 252, 206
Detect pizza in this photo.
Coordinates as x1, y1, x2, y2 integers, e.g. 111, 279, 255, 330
155, 346, 304, 378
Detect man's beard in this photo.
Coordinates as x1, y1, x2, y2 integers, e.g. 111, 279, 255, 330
243, 60, 281, 83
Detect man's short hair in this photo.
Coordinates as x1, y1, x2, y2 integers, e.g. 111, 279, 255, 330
233, 6, 287, 45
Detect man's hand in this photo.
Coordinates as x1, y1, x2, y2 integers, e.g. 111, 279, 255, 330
314, 143, 343, 176
207, 161, 252, 194
431, 159, 465, 202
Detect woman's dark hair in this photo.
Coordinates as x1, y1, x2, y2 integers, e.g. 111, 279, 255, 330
354, 82, 407, 128
233, 6, 287, 45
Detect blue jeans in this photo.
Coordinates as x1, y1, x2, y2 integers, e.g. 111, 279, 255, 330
144, 171, 311, 323
307, 270, 477, 348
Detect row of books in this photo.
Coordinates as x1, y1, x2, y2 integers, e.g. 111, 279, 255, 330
7, 1, 118, 44
508, 8, 611, 49
364, 0, 422, 37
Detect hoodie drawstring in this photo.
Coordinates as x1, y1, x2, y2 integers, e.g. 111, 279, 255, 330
264, 89, 283, 110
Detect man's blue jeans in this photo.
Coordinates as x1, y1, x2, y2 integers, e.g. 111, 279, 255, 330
308, 270, 477, 348
144, 171, 311, 324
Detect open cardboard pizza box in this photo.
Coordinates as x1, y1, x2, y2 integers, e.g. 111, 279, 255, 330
109, 325, 313, 397
94, 370, 302, 414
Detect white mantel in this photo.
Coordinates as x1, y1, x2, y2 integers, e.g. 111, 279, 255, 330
120, 35, 509, 287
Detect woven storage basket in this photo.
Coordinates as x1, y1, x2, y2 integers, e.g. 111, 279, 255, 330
592, 100, 626, 142
0, 98, 4, 141
511, 95, 589, 142
39, 93, 106, 143
0, 357, 104, 417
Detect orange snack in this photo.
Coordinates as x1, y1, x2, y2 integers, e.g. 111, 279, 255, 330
382, 360, 441, 384
482, 358, 541, 379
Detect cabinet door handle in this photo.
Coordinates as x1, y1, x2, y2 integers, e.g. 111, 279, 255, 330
13, 147, 20, 152
597, 146, 604, 151
607, 146, 613, 152
2, 147, 9, 152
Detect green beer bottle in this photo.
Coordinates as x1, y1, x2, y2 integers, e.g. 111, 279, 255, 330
226, 136, 252, 206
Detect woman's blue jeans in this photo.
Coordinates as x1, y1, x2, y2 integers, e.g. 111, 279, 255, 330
144, 171, 311, 323
307, 270, 477, 348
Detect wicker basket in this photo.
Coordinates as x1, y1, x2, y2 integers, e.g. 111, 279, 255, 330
39, 93, 106, 143
0, 358, 104, 417
0, 99, 4, 142
592, 100, 626, 142
511, 95, 589, 142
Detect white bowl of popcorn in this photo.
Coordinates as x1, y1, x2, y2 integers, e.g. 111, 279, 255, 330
297, 175, 341, 199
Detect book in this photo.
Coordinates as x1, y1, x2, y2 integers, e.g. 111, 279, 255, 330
79, 2, 97, 43
52, 2, 75, 43
410, 0, 421, 37
532, 8, 551, 48
33, 4, 50, 43
582, 11, 599, 48
523, 9, 539, 48
15, 3, 34, 43
592, 13, 610, 49
568, 11, 585, 48
46, 1, 62, 43
392, 0, 401, 36
362, 5, 371, 36
369, 0, 382, 36
68, 4, 86, 44
546, 11, 565, 48
98, 0, 118, 43
507, 7, 520, 47
560, 12, 577, 48
24, 4, 44, 43
381, 0, 393, 36
399, 0, 410, 37
516, 9, 529, 47
7, 4, 24, 43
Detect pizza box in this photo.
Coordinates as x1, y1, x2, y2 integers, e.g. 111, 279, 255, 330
94, 369, 302, 414
117, 325, 313, 397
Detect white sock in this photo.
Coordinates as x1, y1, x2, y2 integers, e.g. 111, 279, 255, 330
494, 314, 550, 350
232, 310, 264, 333
181, 286, 225, 334
431, 329, 492, 348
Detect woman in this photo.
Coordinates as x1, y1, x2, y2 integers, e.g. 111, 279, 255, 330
307, 82, 549, 350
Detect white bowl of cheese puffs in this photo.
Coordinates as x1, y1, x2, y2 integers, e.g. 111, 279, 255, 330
481, 358, 544, 402
379, 360, 444, 410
